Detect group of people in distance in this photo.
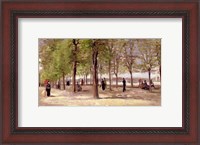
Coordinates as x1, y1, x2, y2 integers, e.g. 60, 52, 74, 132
56, 80, 71, 89
45, 79, 84, 97
139, 79, 155, 90
100, 78, 126, 92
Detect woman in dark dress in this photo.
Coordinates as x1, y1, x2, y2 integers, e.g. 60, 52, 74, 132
46, 81, 51, 97
101, 79, 105, 91
122, 78, 126, 92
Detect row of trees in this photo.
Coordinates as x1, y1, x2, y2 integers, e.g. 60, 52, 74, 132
39, 39, 161, 98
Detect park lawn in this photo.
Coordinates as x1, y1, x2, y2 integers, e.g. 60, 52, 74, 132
39, 86, 161, 106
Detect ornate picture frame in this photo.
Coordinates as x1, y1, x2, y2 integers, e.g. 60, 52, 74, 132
1, 0, 199, 144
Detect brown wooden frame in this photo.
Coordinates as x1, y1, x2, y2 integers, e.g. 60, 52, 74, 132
1, 0, 199, 144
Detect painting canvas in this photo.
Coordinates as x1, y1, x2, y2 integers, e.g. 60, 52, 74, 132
39, 39, 161, 106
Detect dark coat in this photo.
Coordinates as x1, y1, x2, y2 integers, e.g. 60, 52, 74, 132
46, 84, 51, 96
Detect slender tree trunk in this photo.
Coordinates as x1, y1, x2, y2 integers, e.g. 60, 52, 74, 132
130, 71, 133, 87
159, 65, 161, 82
90, 73, 92, 85
148, 68, 151, 91
86, 74, 88, 85
72, 39, 79, 92
93, 65, 99, 98
92, 44, 99, 99
58, 78, 61, 89
108, 60, 112, 91
114, 60, 119, 88
115, 74, 118, 87
62, 73, 65, 90
83, 75, 86, 85
72, 61, 77, 92
99, 64, 102, 82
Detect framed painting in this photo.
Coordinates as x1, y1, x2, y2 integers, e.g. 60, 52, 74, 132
1, 0, 199, 144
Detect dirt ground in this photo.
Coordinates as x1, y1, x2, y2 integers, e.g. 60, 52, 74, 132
39, 85, 161, 106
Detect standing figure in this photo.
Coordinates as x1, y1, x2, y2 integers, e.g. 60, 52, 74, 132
57, 81, 60, 89
122, 78, 126, 92
66, 80, 70, 86
81, 79, 84, 86
101, 79, 105, 91
46, 81, 51, 97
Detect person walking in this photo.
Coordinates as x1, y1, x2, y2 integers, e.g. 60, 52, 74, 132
101, 79, 105, 91
122, 78, 126, 92
46, 81, 51, 97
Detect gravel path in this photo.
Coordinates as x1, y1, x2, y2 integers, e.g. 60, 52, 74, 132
39, 86, 161, 106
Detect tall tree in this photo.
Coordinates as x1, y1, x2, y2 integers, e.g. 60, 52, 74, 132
89, 39, 107, 98
92, 40, 99, 98
155, 39, 161, 81
99, 39, 119, 90
78, 39, 93, 85
113, 40, 124, 87
53, 40, 72, 90
71, 39, 79, 92
122, 39, 136, 87
107, 40, 115, 90
137, 39, 159, 91
39, 39, 63, 84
